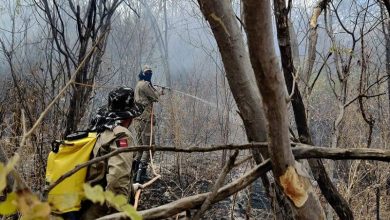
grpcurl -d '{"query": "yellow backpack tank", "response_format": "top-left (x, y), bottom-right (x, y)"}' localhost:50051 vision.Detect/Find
top-left (45, 132), bottom-right (97, 213)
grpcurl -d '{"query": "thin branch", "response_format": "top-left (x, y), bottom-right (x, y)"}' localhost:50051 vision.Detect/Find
top-left (46, 143), bottom-right (390, 194)
top-left (344, 92), bottom-right (387, 108)
top-left (124, 0), bottom-right (140, 18)
top-left (286, 68), bottom-right (299, 102)
top-left (308, 52), bottom-right (332, 93)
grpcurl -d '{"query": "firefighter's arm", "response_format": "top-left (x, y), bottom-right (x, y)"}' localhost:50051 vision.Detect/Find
top-left (143, 83), bottom-right (160, 102)
top-left (105, 130), bottom-right (134, 197)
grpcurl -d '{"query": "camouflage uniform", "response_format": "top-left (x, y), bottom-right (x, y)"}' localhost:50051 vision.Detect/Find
top-left (80, 125), bottom-right (136, 220)
top-left (133, 80), bottom-right (160, 163)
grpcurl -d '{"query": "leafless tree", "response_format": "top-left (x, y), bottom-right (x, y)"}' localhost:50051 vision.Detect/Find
top-left (35, 0), bottom-right (123, 135)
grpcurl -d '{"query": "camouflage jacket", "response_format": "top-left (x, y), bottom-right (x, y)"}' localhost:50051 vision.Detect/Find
top-left (134, 80), bottom-right (160, 121)
top-left (86, 126), bottom-right (135, 198)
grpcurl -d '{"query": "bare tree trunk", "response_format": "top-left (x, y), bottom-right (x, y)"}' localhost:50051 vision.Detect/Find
top-left (303, 0), bottom-right (331, 97)
top-left (196, 0), bottom-right (272, 213)
top-left (39, 0), bottom-right (121, 135)
top-left (243, 0), bottom-right (325, 219)
top-left (272, 0), bottom-right (353, 219)
top-left (358, 30), bottom-right (374, 148)
top-left (196, 1), bottom-right (268, 162)
top-left (384, 0), bottom-right (390, 16)
top-left (385, 11), bottom-right (390, 114)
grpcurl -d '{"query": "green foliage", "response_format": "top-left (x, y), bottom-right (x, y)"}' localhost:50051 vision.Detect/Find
top-left (0, 154), bottom-right (139, 219)
top-left (0, 155), bottom-right (19, 216)
top-left (83, 184), bottom-right (105, 205)
top-left (83, 184), bottom-right (142, 220)
top-left (0, 190), bottom-right (51, 219)
top-left (0, 154), bottom-right (20, 192)
top-left (50, 193), bottom-right (79, 213)
top-left (17, 190), bottom-right (51, 220)
top-left (0, 192), bottom-right (17, 215)
top-left (0, 154), bottom-right (51, 218)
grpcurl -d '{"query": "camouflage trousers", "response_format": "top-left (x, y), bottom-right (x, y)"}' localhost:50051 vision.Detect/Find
top-left (133, 119), bottom-right (155, 163)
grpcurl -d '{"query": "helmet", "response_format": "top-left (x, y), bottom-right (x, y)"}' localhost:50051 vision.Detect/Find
top-left (143, 64), bottom-right (151, 72)
top-left (89, 87), bottom-right (144, 132)
top-left (138, 64), bottom-right (153, 82)
top-left (108, 87), bottom-right (144, 117)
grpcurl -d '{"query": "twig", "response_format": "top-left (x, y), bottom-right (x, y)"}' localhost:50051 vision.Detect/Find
top-left (234, 155), bottom-right (252, 167)
top-left (192, 150), bottom-right (239, 220)
top-left (99, 159), bottom-right (272, 220)
top-left (344, 92), bottom-right (387, 108)
top-left (134, 189), bottom-right (142, 210)
top-left (134, 174), bottom-right (162, 210)
top-left (286, 68), bottom-right (299, 102)
top-left (308, 52), bottom-right (332, 94)
top-left (11, 110), bottom-right (29, 189)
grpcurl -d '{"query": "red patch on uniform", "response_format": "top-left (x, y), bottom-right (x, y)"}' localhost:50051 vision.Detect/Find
top-left (116, 139), bottom-right (128, 148)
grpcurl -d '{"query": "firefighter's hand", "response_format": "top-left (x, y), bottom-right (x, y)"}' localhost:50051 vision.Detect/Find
top-left (133, 183), bottom-right (143, 191)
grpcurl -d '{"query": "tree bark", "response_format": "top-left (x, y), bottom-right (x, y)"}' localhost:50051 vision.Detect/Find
top-left (383, 0), bottom-right (390, 16)
top-left (243, 0), bottom-right (325, 219)
top-left (196, 0), bottom-right (268, 157)
top-left (195, 0), bottom-right (273, 204)
top-left (303, 0), bottom-right (331, 97)
top-left (385, 9), bottom-right (390, 114)
top-left (272, 0), bottom-right (353, 219)
top-left (196, 1), bottom-right (273, 212)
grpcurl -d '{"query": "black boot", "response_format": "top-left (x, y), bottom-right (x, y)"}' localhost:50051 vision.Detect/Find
top-left (135, 162), bottom-right (149, 184)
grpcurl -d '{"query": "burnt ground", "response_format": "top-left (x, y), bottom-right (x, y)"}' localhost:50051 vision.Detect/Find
top-left (136, 158), bottom-right (272, 220)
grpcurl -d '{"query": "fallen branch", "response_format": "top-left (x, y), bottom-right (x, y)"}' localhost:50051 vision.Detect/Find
top-left (293, 144), bottom-right (390, 161)
top-left (46, 143), bottom-right (390, 193)
top-left (97, 159), bottom-right (272, 220)
top-left (46, 141), bottom-right (390, 155)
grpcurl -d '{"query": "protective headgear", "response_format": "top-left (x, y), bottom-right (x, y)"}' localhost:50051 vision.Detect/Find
top-left (138, 65), bottom-right (153, 82)
top-left (143, 65), bottom-right (151, 72)
top-left (89, 87), bottom-right (144, 131)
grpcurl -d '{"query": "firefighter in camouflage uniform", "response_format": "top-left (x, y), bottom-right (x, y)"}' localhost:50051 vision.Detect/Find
top-left (79, 87), bottom-right (144, 220)
top-left (133, 65), bottom-right (163, 183)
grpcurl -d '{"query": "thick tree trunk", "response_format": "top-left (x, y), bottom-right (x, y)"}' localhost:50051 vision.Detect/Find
top-left (384, 0), bottom-right (390, 16)
top-left (196, 0), bottom-right (272, 203)
top-left (196, 0), bottom-right (273, 214)
top-left (196, 1), bottom-right (268, 161)
top-left (243, 0), bottom-right (325, 219)
top-left (272, 0), bottom-right (353, 219)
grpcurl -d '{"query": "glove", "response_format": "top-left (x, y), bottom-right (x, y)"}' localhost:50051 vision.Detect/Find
top-left (133, 183), bottom-right (143, 191)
